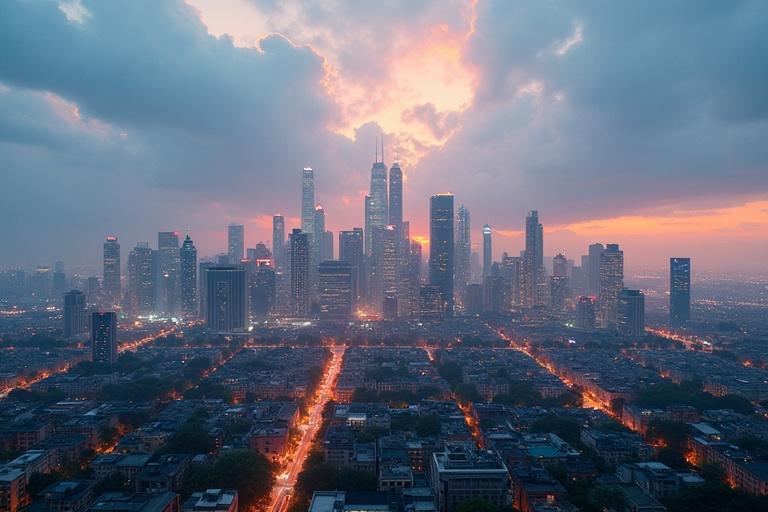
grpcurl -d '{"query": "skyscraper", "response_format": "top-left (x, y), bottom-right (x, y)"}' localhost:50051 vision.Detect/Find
top-left (301, 167), bottom-right (315, 237)
top-left (598, 243), bottom-right (624, 329)
top-left (315, 205), bottom-right (331, 262)
top-left (206, 267), bottom-right (247, 332)
top-left (367, 146), bottom-right (388, 257)
top-left (272, 215), bottom-right (285, 271)
top-left (372, 225), bottom-right (398, 312)
top-left (389, 160), bottom-right (403, 235)
top-left (227, 224), bottom-right (245, 264)
top-left (63, 290), bottom-right (86, 338)
top-left (318, 261), bottom-right (354, 318)
top-left (339, 228), bottom-right (365, 306)
top-left (103, 236), bottom-right (121, 305)
top-left (91, 312), bottom-right (117, 364)
top-left (364, 195), bottom-right (372, 256)
top-left (289, 229), bottom-right (311, 317)
top-left (587, 243), bottom-right (604, 296)
top-left (553, 253), bottom-right (568, 278)
top-left (618, 288), bottom-right (645, 336)
top-left (455, 205), bottom-right (471, 292)
top-left (180, 234), bottom-right (197, 316)
top-left (250, 265), bottom-right (276, 319)
top-left (670, 257), bottom-right (691, 327)
top-left (127, 243), bottom-right (154, 315)
top-left (429, 194), bottom-right (454, 316)
top-left (157, 232), bottom-right (180, 316)
top-left (482, 224), bottom-right (492, 279)
top-left (575, 296), bottom-right (597, 330)
top-left (522, 210), bottom-right (545, 306)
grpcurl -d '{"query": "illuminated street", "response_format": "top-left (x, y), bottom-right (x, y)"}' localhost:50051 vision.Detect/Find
top-left (265, 345), bottom-right (345, 512)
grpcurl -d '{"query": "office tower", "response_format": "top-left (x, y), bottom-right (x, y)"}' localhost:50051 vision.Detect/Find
top-left (301, 167), bottom-right (315, 236)
top-left (103, 236), bottom-right (121, 305)
top-left (156, 232), bottom-right (180, 316)
top-left (127, 243), bottom-right (154, 315)
top-left (483, 271), bottom-right (504, 314)
top-left (571, 264), bottom-right (586, 296)
top-left (522, 210), bottom-right (545, 306)
top-left (670, 257), bottom-right (691, 327)
top-left (429, 194), bottom-right (454, 315)
top-left (419, 285), bottom-right (443, 320)
top-left (205, 267), bottom-right (247, 332)
top-left (383, 293), bottom-right (398, 320)
top-left (198, 261), bottom-right (215, 318)
top-left (367, 146), bottom-right (388, 257)
top-left (91, 312), bottom-right (117, 364)
top-left (575, 296), bottom-right (597, 330)
top-left (52, 262), bottom-right (67, 298)
top-left (289, 229), bottom-right (311, 317)
top-left (63, 290), bottom-right (86, 338)
top-left (389, 160), bottom-right (403, 235)
top-left (553, 253), bottom-right (568, 278)
top-left (587, 243), bottom-right (604, 296)
top-left (371, 225), bottom-right (398, 312)
top-left (470, 251), bottom-right (481, 284)
top-left (598, 243), bottom-right (624, 328)
top-left (180, 234), bottom-right (197, 316)
top-left (364, 195), bottom-right (373, 256)
top-left (482, 224), bottom-right (492, 279)
top-left (549, 276), bottom-right (569, 311)
top-left (227, 224), bottom-right (245, 264)
top-left (455, 206), bottom-right (471, 291)
top-left (250, 265), bottom-right (276, 319)
top-left (618, 289), bottom-right (645, 336)
top-left (339, 229), bottom-right (365, 306)
top-left (410, 240), bottom-right (423, 283)
top-left (314, 204), bottom-right (332, 262)
top-left (318, 261), bottom-right (354, 318)
top-left (321, 231), bottom-right (334, 262)
top-left (501, 255), bottom-right (523, 309)
top-left (272, 215), bottom-right (285, 271)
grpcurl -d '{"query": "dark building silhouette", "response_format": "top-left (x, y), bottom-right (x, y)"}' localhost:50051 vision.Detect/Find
top-left (91, 312), bottom-right (117, 364)
top-left (206, 266), bottom-right (247, 332)
top-left (429, 194), bottom-right (454, 316)
top-left (670, 257), bottom-right (691, 327)
top-left (63, 290), bottom-right (86, 338)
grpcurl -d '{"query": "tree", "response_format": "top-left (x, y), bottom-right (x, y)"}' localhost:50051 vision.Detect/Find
top-left (164, 420), bottom-right (215, 454)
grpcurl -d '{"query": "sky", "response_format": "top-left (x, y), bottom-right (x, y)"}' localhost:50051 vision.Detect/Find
top-left (1, 0), bottom-right (767, 274)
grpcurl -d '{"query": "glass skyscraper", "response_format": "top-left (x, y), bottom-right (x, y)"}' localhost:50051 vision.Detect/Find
top-left (102, 235), bottom-right (120, 306)
top-left (180, 234), bottom-right (197, 316)
top-left (429, 194), bottom-right (454, 316)
top-left (670, 257), bottom-right (691, 327)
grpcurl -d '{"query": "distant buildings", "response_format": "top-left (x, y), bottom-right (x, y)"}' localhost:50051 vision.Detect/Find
top-left (598, 243), bottom-right (624, 329)
top-left (618, 288), bottom-right (645, 336)
top-left (482, 224), bottom-right (492, 279)
top-left (157, 232), bottom-right (181, 316)
top-left (272, 215), bottom-right (286, 271)
top-left (318, 261), bottom-right (354, 319)
top-left (454, 205), bottom-right (471, 293)
top-left (339, 229), bottom-right (365, 306)
top-left (575, 296), bottom-right (597, 330)
top-left (91, 312), bottom-right (117, 364)
top-left (670, 257), bottom-right (691, 327)
top-left (522, 210), bottom-right (545, 306)
top-left (367, 153), bottom-right (388, 258)
top-left (587, 243), bottom-right (604, 297)
top-left (102, 236), bottom-right (121, 306)
top-left (128, 243), bottom-right (154, 316)
top-left (205, 267), bottom-right (247, 332)
top-left (301, 168), bottom-right (316, 240)
top-left (290, 229), bottom-right (311, 317)
top-left (227, 224), bottom-right (245, 264)
top-left (429, 194), bottom-right (454, 316)
top-left (63, 290), bottom-right (86, 338)
top-left (180, 234), bottom-right (197, 316)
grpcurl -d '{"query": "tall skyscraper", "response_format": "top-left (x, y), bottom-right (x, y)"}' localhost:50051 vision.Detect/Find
top-left (289, 229), bottom-right (311, 317)
top-left (103, 236), bottom-right (121, 305)
top-left (63, 290), bottom-right (86, 338)
top-left (272, 215), bottom-right (285, 271)
top-left (587, 243), bottom-right (604, 296)
top-left (128, 243), bottom-right (154, 315)
top-left (455, 205), bottom-right (471, 291)
top-left (227, 224), bottom-right (245, 264)
top-left (157, 232), bottom-right (180, 316)
top-left (367, 146), bottom-right (388, 257)
top-left (206, 267), bottom-right (247, 332)
top-left (91, 312), bottom-right (117, 364)
top-left (388, 160), bottom-right (403, 235)
top-left (553, 253), bottom-right (568, 278)
top-left (482, 224), bottom-right (492, 279)
top-left (250, 265), bottom-right (276, 319)
top-left (670, 257), bottom-right (691, 327)
top-left (198, 261), bottom-right (215, 318)
top-left (315, 205), bottom-right (331, 262)
top-left (429, 194), bottom-right (454, 316)
top-left (618, 288), bottom-right (645, 336)
top-left (372, 225), bottom-right (398, 312)
top-left (522, 210), bottom-right (545, 306)
top-left (180, 234), bottom-right (197, 316)
top-left (598, 243), bottom-right (624, 328)
top-left (575, 296), bottom-right (597, 330)
top-left (318, 261), bottom-right (354, 318)
top-left (301, 167), bottom-right (315, 237)
top-left (339, 228), bottom-right (365, 306)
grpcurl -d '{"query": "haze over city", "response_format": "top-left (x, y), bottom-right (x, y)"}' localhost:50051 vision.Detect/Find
top-left (1, 0), bottom-right (767, 273)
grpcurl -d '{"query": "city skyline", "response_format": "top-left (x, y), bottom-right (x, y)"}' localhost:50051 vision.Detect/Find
top-left (1, 1), bottom-right (767, 273)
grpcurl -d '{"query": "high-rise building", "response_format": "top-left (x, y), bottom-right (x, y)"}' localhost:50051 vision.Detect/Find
top-left (419, 285), bottom-right (443, 320)
top-left (272, 215), bottom-right (286, 271)
top-left (227, 224), bottom-right (245, 264)
top-left (522, 210), bottom-right (545, 306)
top-left (575, 296), bottom-right (597, 330)
top-left (289, 229), bottom-right (311, 317)
top-left (318, 261), bottom-right (354, 319)
top-left (103, 236), bottom-right (121, 305)
top-left (482, 224), bottom-right (492, 279)
top-left (321, 231), bottom-right (334, 262)
top-left (91, 312), bottom-right (117, 364)
top-left (388, 160), bottom-right (403, 236)
top-left (670, 257), bottom-right (691, 327)
top-left (455, 205), bottom-right (471, 291)
top-left (367, 149), bottom-right (388, 257)
top-left (618, 288), bottom-right (645, 336)
top-left (339, 229), bottom-right (365, 306)
top-left (501, 255), bottom-right (523, 309)
top-left (180, 234), bottom-right (197, 316)
top-left (598, 243), bottom-right (624, 329)
top-left (63, 290), bottom-right (86, 338)
top-left (429, 194), bottom-right (454, 316)
top-left (315, 205), bottom-right (331, 262)
top-left (587, 243), bottom-right (604, 296)
top-left (206, 266), bottom-right (247, 332)
top-left (52, 262), bottom-right (67, 298)
top-left (553, 253), bottom-right (568, 278)
top-left (250, 265), bottom-right (276, 319)
top-left (550, 276), bottom-right (569, 312)
top-left (157, 232), bottom-right (180, 316)
top-left (301, 167), bottom-right (316, 238)
top-left (364, 195), bottom-right (373, 257)
top-left (198, 261), bottom-right (215, 318)
top-left (372, 225), bottom-right (398, 313)
top-left (127, 243), bottom-right (154, 315)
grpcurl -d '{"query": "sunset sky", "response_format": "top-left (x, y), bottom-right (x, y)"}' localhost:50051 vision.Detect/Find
top-left (1, 0), bottom-right (767, 273)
